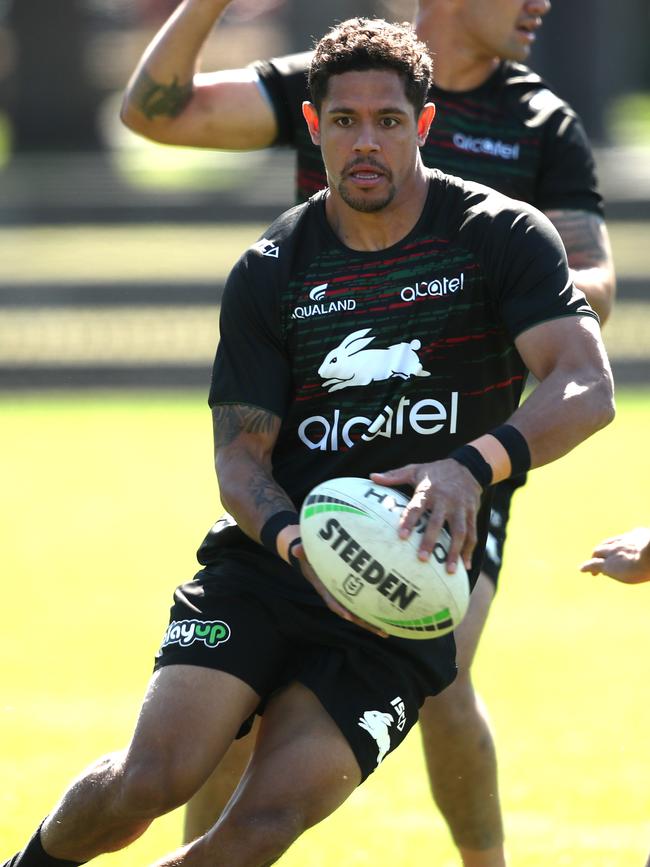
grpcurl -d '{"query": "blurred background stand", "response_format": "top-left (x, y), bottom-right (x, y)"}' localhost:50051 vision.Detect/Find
top-left (530, 0), bottom-right (650, 145)
top-left (0, 0), bottom-right (648, 389)
top-left (6, 0), bottom-right (102, 152)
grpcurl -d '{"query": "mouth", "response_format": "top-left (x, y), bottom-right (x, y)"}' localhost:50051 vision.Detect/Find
top-left (516, 17), bottom-right (541, 42)
top-left (344, 163), bottom-right (389, 186)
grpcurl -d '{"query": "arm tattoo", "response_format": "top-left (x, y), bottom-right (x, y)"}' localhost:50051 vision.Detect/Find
top-left (213, 405), bottom-right (294, 531)
top-left (213, 404), bottom-right (278, 449)
top-left (545, 210), bottom-right (608, 270)
top-left (132, 69), bottom-right (193, 120)
top-left (248, 466), bottom-right (295, 515)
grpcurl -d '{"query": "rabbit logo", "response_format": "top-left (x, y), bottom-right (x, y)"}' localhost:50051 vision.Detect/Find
top-left (318, 328), bottom-right (431, 393)
top-left (358, 709), bottom-right (394, 766)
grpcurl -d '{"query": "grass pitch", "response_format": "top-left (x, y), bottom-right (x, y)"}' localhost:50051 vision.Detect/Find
top-left (1, 389), bottom-right (649, 866)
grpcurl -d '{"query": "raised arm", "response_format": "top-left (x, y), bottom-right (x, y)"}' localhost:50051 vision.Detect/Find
top-left (545, 210), bottom-right (616, 325)
top-left (120, 0), bottom-right (278, 149)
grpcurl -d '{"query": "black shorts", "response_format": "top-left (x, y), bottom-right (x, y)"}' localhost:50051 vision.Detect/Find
top-left (481, 473), bottom-right (527, 588)
top-left (154, 558), bottom-right (457, 782)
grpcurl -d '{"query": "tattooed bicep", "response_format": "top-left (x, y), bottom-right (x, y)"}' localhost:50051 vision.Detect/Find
top-left (212, 404), bottom-right (280, 449)
top-left (131, 69), bottom-right (193, 120)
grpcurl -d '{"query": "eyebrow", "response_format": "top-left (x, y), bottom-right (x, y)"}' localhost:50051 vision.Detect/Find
top-left (326, 106), bottom-right (410, 116)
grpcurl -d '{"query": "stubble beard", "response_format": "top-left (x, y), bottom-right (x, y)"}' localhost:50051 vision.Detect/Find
top-left (337, 179), bottom-right (397, 213)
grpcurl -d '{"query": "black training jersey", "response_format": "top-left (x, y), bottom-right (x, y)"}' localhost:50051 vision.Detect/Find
top-left (200, 172), bottom-right (596, 598)
top-left (254, 54), bottom-right (602, 213)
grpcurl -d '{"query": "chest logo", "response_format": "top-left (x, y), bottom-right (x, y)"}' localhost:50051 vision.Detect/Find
top-left (401, 272), bottom-right (465, 303)
top-left (318, 328), bottom-right (430, 393)
top-left (452, 132), bottom-right (520, 160)
top-left (292, 283), bottom-right (357, 320)
top-left (309, 283), bottom-right (328, 301)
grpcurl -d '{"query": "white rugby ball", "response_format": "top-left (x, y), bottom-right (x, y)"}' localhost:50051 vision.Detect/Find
top-left (300, 476), bottom-right (469, 639)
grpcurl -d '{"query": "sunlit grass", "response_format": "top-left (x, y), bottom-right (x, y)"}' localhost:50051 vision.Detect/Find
top-left (1, 390), bottom-right (649, 866)
top-left (609, 91), bottom-right (650, 146)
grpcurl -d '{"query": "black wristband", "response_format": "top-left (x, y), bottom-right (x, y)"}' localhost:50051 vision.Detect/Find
top-left (489, 424), bottom-right (531, 477)
top-left (260, 510), bottom-right (300, 558)
top-left (448, 444), bottom-right (493, 490)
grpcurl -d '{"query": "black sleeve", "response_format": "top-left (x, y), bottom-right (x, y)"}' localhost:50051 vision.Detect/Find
top-left (208, 253), bottom-right (292, 418)
top-left (535, 111), bottom-right (604, 216)
top-left (498, 207), bottom-right (598, 336)
top-left (461, 196), bottom-right (599, 339)
top-left (251, 51), bottom-right (312, 147)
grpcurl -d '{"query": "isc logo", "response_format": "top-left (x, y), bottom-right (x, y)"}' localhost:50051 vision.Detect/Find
top-left (391, 696), bottom-right (407, 732)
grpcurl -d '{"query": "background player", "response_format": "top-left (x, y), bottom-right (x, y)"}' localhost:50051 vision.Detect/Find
top-left (121, 2), bottom-right (617, 863)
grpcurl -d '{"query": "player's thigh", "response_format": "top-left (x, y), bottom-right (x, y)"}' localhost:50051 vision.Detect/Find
top-left (123, 665), bottom-right (260, 802)
top-left (223, 681), bottom-right (361, 830)
top-left (183, 721), bottom-right (258, 842)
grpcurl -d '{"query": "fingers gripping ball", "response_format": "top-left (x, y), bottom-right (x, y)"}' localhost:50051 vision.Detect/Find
top-left (299, 477), bottom-right (469, 639)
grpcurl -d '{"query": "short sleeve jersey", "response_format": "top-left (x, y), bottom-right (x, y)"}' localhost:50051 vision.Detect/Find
top-left (253, 54), bottom-right (603, 213)
top-left (201, 172), bottom-right (596, 598)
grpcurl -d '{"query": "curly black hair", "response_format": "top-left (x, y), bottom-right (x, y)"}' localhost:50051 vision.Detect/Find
top-left (308, 17), bottom-right (433, 114)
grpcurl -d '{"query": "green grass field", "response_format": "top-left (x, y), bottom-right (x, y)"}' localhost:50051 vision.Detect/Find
top-left (1, 389), bottom-right (649, 866)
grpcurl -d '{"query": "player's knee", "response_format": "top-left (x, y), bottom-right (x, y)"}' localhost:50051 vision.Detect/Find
top-left (210, 804), bottom-right (306, 863)
top-left (117, 752), bottom-right (196, 817)
top-left (420, 674), bottom-right (480, 733)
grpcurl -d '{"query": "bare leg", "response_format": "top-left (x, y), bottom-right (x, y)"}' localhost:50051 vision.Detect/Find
top-left (183, 722), bottom-right (258, 843)
top-left (419, 573), bottom-right (507, 867)
top-left (153, 681), bottom-right (362, 866)
top-left (36, 666), bottom-right (259, 862)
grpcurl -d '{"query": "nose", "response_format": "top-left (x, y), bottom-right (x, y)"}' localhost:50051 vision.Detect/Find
top-left (354, 121), bottom-right (380, 153)
top-left (525, 0), bottom-right (551, 16)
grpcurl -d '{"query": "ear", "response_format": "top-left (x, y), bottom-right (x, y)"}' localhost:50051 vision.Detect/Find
top-left (302, 101), bottom-right (321, 145)
top-left (417, 102), bottom-right (436, 146)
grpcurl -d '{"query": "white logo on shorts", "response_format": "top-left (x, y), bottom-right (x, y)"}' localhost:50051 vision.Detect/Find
top-left (358, 709), bottom-right (394, 766)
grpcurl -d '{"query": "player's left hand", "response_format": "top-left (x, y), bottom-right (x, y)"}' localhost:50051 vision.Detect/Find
top-left (371, 459), bottom-right (482, 575)
top-left (291, 541), bottom-right (389, 638)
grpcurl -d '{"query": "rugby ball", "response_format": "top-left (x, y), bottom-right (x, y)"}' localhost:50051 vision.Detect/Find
top-left (299, 477), bottom-right (469, 639)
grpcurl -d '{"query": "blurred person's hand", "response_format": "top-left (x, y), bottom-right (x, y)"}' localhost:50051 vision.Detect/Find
top-left (580, 527), bottom-right (650, 584)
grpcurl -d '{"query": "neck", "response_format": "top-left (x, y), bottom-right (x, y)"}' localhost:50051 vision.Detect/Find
top-left (325, 165), bottom-right (430, 253)
top-left (414, 2), bottom-right (500, 91)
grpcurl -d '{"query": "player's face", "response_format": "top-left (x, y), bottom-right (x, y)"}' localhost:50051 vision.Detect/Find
top-left (456, 0), bottom-right (551, 62)
top-left (303, 70), bottom-right (434, 214)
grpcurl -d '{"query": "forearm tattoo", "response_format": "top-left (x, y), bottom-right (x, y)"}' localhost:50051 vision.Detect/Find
top-left (212, 404), bottom-right (278, 449)
top-left (132, 69), bottom-right (193, 120)
top-left (248, 466), bottom-right (295, 516)
top-left (213, 404), bottom-right (293, 526)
